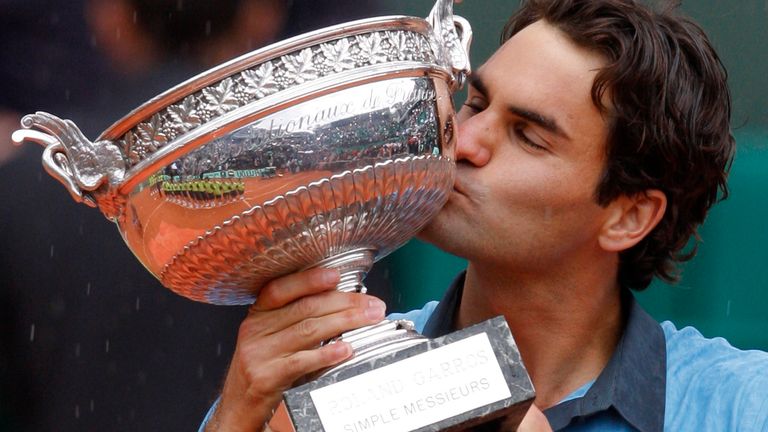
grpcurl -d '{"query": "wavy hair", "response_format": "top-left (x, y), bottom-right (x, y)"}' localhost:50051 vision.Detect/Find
top-left (503, 0), bottom-right (735, 290)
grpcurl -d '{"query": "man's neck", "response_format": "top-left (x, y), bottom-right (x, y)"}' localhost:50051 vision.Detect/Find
top-left (457, 259), bottom-right (624, 408)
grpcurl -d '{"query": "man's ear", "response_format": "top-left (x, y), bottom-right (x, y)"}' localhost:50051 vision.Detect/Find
top-left (599, 190), bottom-right (667, 252)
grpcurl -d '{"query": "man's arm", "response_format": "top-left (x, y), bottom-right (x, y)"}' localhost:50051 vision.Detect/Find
top-left (203, 267), bottom-right (388, 431)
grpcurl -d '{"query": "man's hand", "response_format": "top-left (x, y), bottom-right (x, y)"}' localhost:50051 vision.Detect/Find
top-left (204, 268), bottom-right (387, 431)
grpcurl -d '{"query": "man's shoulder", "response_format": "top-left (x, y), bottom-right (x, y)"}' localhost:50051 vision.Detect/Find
top-left (662, 321), bottom-right (768, 381)
top-left (662, 321), bottom-right (768, 431)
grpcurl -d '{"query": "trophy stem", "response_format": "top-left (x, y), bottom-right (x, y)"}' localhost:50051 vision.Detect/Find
top-left (313, 248), bottom-right (428, 376)
top-left (313, 247), bottom-right (376, 293)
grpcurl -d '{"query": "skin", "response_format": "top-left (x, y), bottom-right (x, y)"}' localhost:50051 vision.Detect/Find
top-left (421, 19), bottom-right (666, 410)
top-left (207, 19), bottom-right (667, 432)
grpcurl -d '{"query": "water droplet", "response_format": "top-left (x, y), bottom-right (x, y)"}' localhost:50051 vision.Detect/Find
top-left (726, 299), bottom-right (732, 317)
top-left (75, 343), bottom-right (81, 357)
top-left (105, 339), bottom-right (110, 353)
top-left (64, 89), bottom-right (71, 101)
top-left (86, 282), bottom-right (91, 296)
top-left (135, 297), bottom-right (141, 311)
top-left (197, 364), bottom-right (204, 379)
top-left (132, 10), bottom-right (137, 24)
top-left (30, 324), bottom-right (36, 342)
top-left (205, 20), bottom-right (212, 36)
top-left (216, 342), bottom-right (222, 357)
top-left (78, 223), bottom-right (84, 235)
top-left (75, 404), bottom-right (80, 419)
top-left (50, 244), bottom-right (55, 258)
top-left (90, 399), bottom-right (95, 412)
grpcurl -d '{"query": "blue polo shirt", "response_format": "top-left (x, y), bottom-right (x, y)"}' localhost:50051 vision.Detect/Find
top-left (388, 272), bottom-right (768, 431)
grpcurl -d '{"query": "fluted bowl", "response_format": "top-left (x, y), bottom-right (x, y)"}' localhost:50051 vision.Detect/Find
top-left (13, 0), bottom-right (471, 305)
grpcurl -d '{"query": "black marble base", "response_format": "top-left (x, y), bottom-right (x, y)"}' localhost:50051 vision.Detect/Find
top-left (284, 316), bottom-right (535, 431)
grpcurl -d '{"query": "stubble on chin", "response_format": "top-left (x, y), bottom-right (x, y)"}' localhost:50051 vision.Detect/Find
top-left (415, 205), bottom-right (468, 257)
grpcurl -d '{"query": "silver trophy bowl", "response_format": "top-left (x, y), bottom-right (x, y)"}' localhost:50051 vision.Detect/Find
top-left (14, 0), bottom-right (471, 364)
top-left (10, 8), bottom-right (538, 431)
top-left (14, 0), bottom-right (471, 304)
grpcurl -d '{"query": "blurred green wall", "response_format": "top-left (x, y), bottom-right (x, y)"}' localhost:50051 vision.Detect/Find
top-left (379, 1), bottom-right (768, 351)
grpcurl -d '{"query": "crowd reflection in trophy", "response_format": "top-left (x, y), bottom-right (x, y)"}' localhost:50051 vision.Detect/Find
top-left (153, 83), bottom-right (439, 211)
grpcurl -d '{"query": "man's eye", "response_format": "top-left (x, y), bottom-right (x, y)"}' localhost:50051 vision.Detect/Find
top-left (462, 102), bottom-right (482, 112)
top-left (513, 124), bottom-right (547, 151)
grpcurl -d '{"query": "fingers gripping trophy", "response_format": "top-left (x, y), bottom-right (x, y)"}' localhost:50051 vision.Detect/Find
top-left (14, 1), bottom-right (534, 430)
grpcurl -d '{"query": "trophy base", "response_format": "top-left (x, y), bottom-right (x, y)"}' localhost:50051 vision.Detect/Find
top-left (284, 316), bottom-right (535, 431)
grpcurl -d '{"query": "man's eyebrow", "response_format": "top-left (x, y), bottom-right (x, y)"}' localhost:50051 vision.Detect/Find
top-left (507, 106), bottom-right (570, 140)
top-left (468, 73), bottom-right (489, 97)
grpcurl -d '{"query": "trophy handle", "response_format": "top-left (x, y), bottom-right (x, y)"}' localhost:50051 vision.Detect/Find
top-left (12, 112), bottom-right (127, 220)
top-left (428, 0), bottom-right (473, 89)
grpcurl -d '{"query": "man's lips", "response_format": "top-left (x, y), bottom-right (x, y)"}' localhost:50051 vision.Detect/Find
top-left (452, 177), bottom-right (469, 197)
top-left (452, 173), bottom-right (483, 202)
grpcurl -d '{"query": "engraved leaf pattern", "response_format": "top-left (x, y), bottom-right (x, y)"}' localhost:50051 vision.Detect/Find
top-left (357, 33), bottom-right (389, 64)
top-left (283, 48), bottom-right (318, 84)
top-left (136, 113), bottom-right (167, 152)
top-left (114, 30), bottom-right (429, 167)
top-left (388, 32), bottom-right (414, 60)
top-left (241, 62), bottom-right (279, 99)
top-left (321, 38), bottom-right (356, 73)
top-left (202, 78), bottom-right (239, 115)
top-left (123, 132), bottom-right (142, 165)
top-left (167, 95), bottom-right (202, 133)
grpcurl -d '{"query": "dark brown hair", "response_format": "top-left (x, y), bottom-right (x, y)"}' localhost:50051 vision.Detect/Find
top-left (503, 0), bottom-right (735, 290)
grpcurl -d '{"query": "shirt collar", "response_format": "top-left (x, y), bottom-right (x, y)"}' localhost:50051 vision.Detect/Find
top-left (421, 271), bottom-right (465, 338)
top-left (421, 271), bottom-right (667, 432)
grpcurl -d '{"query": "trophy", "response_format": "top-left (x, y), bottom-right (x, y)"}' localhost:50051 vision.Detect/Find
top-left (13, 1), bottom-right (534, 430)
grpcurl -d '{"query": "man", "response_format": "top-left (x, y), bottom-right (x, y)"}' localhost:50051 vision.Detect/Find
top-left (202, 0), bottom-right (768, 430)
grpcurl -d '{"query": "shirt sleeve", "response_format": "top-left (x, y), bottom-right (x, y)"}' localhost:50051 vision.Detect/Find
top-left (386, 300), bottom-right (439, 333)
top-left (734, 356), bottom-right (768, 431)
top-left (662, 322), bottom-right (768, 431)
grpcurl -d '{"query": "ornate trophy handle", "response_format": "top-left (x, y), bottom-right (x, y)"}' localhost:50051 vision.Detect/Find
top-left (428, 0), bottom-right (473, 89)
top-left (12, 112), bottom-right (127, 219)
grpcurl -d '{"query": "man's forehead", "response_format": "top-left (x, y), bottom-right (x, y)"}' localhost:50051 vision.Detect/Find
top-left (470, 21), bottom-right (611, 149)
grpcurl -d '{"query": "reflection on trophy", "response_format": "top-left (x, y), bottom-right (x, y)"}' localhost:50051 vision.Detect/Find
top-left (13, 0), bottom-right (534, 430)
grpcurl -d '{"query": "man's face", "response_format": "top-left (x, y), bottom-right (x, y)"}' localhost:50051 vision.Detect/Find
top-left (421, 20), bottom-right (614, 271)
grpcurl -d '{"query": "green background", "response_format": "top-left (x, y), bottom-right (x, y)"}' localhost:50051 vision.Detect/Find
top-left (379, 0), bottom-right (768, 351)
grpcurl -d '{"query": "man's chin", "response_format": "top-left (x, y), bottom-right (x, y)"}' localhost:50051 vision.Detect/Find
top-left (414, 216), bottom-right (443, 243)
top-left (415, 216), bottom-right (456, 253)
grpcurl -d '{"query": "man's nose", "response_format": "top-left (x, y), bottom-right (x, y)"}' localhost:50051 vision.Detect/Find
top-left (454, 112), bottom-right (492, 167)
